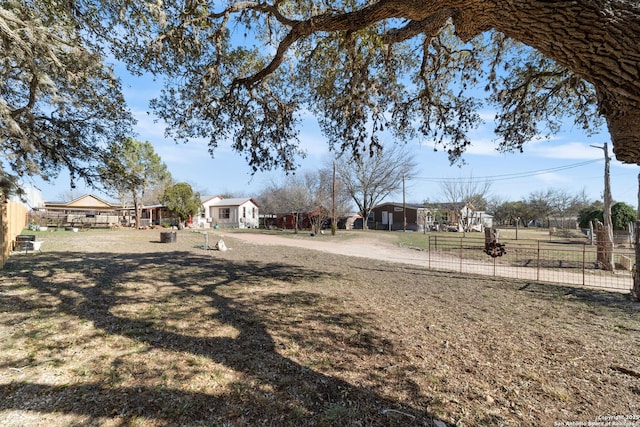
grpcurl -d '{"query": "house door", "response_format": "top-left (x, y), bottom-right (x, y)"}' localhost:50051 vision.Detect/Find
top-left (388, 213), bottom-right (393, 230)
top-left (231, 209), bottom-right (238, 226)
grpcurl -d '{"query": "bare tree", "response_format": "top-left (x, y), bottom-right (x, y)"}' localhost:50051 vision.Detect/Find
top-left (545, 188), bottom-right (579, 229)
top-left (259, 178), bottom-right (310, 231)
top-left (336, 145), bottom-right (417, 230)
top-left (305, 168), bottom-right (352, 233)
top-left (258, 169), bottom-right (351, 232)
top-left (526, 189), bottom-right (554, 228)
top-left (440, 176), bottom-right (492, 231)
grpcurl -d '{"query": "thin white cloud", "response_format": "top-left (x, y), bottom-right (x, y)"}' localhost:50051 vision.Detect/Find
top-left (465, 136), bottom-right (501, 156)
top-left (298, 119), bottom-right (330, 158)
top-left (132, 110), bottom-right (166, 141)
top-left (532, 171), bottom-right (571, 185)
top-left (155, 141), bottom-right (211, 165)
top-left (526, 141), bottom-right (607, 160)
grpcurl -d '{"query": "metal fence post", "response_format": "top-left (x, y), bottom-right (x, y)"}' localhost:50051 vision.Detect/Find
top-left (582, 242), bottom-right (586, 286)
top-left (459, 237), bottom-right (463, 273)
top-left (537, 240), bottom-right (540, 282)
top-left (493, 255), bottom-right (496, 277)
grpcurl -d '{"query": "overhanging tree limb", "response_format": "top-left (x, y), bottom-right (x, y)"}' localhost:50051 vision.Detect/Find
top-left (82, 0), bottom-right (640, 168)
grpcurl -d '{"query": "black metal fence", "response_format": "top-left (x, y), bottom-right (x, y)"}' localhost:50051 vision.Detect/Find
top-left (426, 235), bottom-right (634, 291)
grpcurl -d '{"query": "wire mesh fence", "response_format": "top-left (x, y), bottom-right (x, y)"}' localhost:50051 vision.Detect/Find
top-left (426, 235), bottom-right (634, 291)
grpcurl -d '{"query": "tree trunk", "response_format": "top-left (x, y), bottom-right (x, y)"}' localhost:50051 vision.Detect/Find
top-left (386, 0), bottom-right (640, 164)
top-left (361, 209), bottom-right (370, 230)
top-left (595, 221), bottom-right (614, 271)
top-left (0, 198), bottom-right (6, 269)
top-left (463, 0), bottom-right (640, 164)
top-left (633, 221), bottom-right (640, 301)
top-left (133, 189), bottom-right (141, 229)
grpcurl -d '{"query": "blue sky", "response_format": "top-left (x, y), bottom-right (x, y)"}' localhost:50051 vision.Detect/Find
top-left (30, 66), bottom-right (640, 208)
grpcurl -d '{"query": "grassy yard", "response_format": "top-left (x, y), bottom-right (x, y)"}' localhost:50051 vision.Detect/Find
top-left (1, 228), bottom-right (639, 426)
top-left (393, 227), bottom-right (588, 250)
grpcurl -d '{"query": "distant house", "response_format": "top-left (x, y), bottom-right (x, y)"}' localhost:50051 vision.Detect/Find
top-left (424, 202), bottom-right (465, 229)
top-left (33, 193), bottom-right (263, 229)
top-left (369, 202), bottom-right (431, 231)
top-left (275, 206), bottom-right (330, 231)
top-left (368, 202), bottom-right (493, 232)
top-left (33, 194), bottom-right (176, 228)
top-left (459, 205), bottom-right (494, 231)
top-left (197, 195), bottom-right (224, 227)
top-left (276, 212), bottom-right (308, 230)
top-left (425, 203), bottom-right (494, 231)
top-left (42, 194), bottom-right (117, 214)
top-left (202, 197), bottom-right (260, 229)
top-left (34, 194), bottom-right (121, 227)
top-left (137, 204), bottom-right (172, 227)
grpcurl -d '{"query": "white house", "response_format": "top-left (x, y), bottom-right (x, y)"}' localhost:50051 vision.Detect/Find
top-left (198, 197), bottom-right (260, 229)
top-left (196, 195), bottom-right (223, 227)
top-left (459, 205), bottom-right (494, 231)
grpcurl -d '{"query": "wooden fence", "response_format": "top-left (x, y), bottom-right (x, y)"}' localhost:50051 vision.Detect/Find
top-left (1, 199), bottom-right (29, 268)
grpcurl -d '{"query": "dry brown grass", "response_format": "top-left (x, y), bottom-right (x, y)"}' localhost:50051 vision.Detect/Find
top-left (1, 228), bottom-right (639, 426)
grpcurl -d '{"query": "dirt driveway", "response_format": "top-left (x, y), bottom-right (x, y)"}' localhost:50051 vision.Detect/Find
top-left (226, 231), bottom-right (429, 266)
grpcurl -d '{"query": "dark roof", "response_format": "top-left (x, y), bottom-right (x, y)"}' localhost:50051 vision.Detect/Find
top-left (373, 202), bottom-right (428, 210)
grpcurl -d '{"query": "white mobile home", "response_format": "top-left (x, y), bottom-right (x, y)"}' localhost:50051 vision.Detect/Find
top-left (201, 197), bottom-right (260, 229)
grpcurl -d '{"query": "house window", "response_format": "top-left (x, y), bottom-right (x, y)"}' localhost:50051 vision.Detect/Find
top-left (252, 208), bottom-right (256, 219)
top-left (243, 207), bottom-right (246, 218)
top-left (219, 208), bottom-right (230, 219)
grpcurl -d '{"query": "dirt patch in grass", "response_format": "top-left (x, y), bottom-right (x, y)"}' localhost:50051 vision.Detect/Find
top-left (1, 229), bottom-right (639, 426)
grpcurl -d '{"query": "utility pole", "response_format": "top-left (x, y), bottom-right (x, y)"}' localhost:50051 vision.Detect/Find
top-left (590, 142), bottom-right (614, 271)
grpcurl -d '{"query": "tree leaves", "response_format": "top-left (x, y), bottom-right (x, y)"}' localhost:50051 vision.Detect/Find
top-left (161, 182), bottom-right (201, 222)
top-left (99, 137), bottom-right (171, 223)
top-left (0, 0), bottom-right (134, 194)
top-left (3, 0), bottom-right (614, 191)
top-left (102, 1), bottom-right (603, 171)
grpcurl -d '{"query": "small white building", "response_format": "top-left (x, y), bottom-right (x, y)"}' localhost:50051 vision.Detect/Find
top-left (197, 195), bottom-right (223, 227)
top-left (198, 197), bottom-right (260, 229)
top-left (459, 206), bottom-right (494, 231)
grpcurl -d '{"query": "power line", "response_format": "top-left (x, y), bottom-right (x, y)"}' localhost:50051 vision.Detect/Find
top-left (413, 159), bottom-right (602, 183)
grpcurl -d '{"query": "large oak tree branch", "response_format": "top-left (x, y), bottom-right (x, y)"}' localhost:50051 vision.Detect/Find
top-left (220, 0), bottom-right (640, 163)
